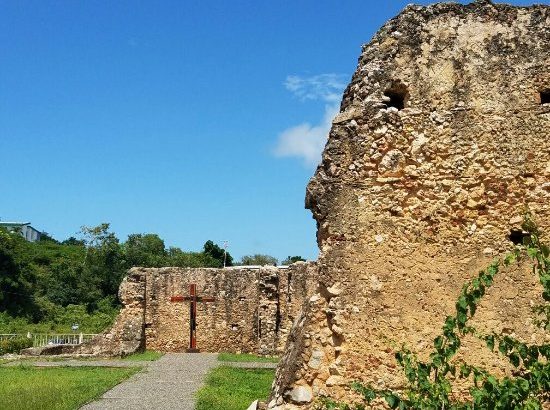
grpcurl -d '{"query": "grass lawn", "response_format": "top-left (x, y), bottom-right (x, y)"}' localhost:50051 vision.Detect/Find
top-left (217, 352), bottom-right (279, 363)
top-left (0, 366), bottom-right (141, 410)
top-left (196, 366), bottom-right (275, 410)
top-left (121, 350), bottom-right (163, 361)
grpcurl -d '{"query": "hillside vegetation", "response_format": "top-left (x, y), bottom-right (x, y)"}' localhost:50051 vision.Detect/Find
top-left (0, 224), bottom-right (233, 333)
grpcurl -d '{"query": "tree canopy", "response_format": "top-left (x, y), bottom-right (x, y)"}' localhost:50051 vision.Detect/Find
top-left (282, 255), bottom-right (306, 265)
top-left (239, 254), bottom-right (278, 266)
top-left (203, 240), bottom-right (233, 267)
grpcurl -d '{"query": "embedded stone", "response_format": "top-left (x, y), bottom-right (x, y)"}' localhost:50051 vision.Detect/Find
top-left (308, 350), bottom-right (324, 369)
top-left (286, 385), bottom-right (313, 404)
top-left (325, 376), bottom-right (346, 386)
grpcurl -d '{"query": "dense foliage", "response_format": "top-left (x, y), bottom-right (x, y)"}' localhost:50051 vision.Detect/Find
top-left (328, 216), bottom-right (550, 409)
top-left (0, 224), bottom-right (233, 333)
top-left (0, 336), bottom-right (33, 355)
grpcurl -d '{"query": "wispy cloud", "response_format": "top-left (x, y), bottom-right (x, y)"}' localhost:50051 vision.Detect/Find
top-left (274, 74), bottom-right (346, 166)
top-left (284, 73), bottom-right (347, 103)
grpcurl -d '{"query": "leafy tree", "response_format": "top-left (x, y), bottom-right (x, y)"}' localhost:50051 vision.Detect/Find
top-left (26, 237), bottom-right (86, 312)
top-left (0, 229), bottom-right (36, 316)
top-left (39, 232), bottom-right (58, 243)
top-left (203, 240), bottom-right (233, 267)
top-left (80, 223), bottom-right (126, 307)
top-left (282, 255), bottom-right (306, 265)
top-left (61, 236), bottom-right (85, 246)
top-left (41, 259), bottom-right (84, 306)
top-left (124, 233), bottom-right (167, 267)
top-left (166, 247), bottom-right (221, 268)
top-left (240, 254), bottom-right (278, 266)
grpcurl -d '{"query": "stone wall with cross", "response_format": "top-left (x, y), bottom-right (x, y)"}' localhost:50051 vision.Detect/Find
top-left (75, 262), bottom-right (318, 356)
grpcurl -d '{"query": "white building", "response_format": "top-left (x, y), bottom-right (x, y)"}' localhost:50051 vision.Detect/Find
top-left (0, 222), bottom-right (42, 242)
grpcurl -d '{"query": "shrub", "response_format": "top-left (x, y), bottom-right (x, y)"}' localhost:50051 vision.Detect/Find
top-left (0, 337), bottom-right (33, 355)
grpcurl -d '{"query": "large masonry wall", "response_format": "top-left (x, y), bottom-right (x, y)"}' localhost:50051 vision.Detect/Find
top-left (270, 1), bottom-right (550, 408)
top-left (78, 262), bottom-right (318, 356)
top-left (143, 263), bottom-right (317, 354)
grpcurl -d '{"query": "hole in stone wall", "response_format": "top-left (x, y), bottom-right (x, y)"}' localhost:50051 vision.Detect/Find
top-left (384, 81), bottom-right (409, 110)
top-left (509, 229), bottom-right (529, 245)
top-left (540, 90), bottom-right (550, 105)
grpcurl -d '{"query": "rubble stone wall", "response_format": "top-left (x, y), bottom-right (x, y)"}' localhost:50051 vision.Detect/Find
top-left (270, 1), bottom-right (550, 408)
top-left (78, 262), bottom-right (318, 356)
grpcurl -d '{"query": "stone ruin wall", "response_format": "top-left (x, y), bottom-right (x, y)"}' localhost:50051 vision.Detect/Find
top-left (142, 263), bottom-right (317, 354)
top-left (70, 262), bottom-right (318, 357)
top-left (270, 1), bottom-right (550, 408)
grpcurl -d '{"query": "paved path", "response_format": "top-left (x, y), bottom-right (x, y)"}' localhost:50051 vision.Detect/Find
top-left (81, 353), bottom-right (218, 410)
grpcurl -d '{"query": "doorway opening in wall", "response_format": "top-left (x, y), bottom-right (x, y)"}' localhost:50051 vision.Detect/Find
top-left (384, 81), bottom-right (408, 110)
top-left (540, 90), bottom-right (550, 105)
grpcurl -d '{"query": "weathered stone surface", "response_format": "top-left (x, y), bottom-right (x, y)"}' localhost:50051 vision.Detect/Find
top-left (270, 1), bottom-right (550, 407)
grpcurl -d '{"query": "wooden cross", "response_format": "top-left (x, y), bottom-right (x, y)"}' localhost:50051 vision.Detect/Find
top-left (170, 284), bottom-right (215, 353)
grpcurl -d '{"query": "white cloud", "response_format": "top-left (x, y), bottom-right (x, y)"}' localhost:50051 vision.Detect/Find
top-left (284, 74), bottom-right (347, 103)
top-left (274, 104), bottom-right (339, 166)
top-left (274, 74), bottom-right (346, 166)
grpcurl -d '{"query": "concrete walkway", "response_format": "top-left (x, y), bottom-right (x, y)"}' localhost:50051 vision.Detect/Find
top-left (81, 353), bottom-right (218, 410)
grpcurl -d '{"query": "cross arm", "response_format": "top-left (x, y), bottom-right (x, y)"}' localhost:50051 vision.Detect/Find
top-left (170, 296), bottom-right (216, 303)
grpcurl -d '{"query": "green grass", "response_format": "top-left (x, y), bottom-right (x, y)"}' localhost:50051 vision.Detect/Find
top-left (121, 350), bottom-right (163, 361)
top-left (217, 352), bottom-right (279, 363)
top-left (195, 366), bottom-right (275, 410)
top-left (0, 366), bottom-right (141, 410)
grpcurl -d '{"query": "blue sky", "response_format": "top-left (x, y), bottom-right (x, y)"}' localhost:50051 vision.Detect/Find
top-left (0, 0), bottom-right (545, 262)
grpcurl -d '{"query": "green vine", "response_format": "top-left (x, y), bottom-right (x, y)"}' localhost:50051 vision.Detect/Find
top-left (337, 215), bottom-right (550, 409)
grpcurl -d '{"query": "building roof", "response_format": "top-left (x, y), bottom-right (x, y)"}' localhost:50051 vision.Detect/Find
top-left (0, 222), bottom-right (31, 226)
